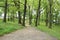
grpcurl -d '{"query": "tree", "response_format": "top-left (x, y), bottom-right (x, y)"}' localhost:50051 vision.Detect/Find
top-left (3, 0), bottom-right (8, 22)
top-left (45, 6), bottom-right (49, 26)
top-left (35, 0), bottom-right (41, 26)
top-left (48, 0), bottom-right (53, 28)
top-left (17, 1), bottom-right (21, 24)
top-left (29, 6), bottom-right (31, 25)
top-left (23, 0), bottom-right (27, 26)
top-left (13, 0), bottom-right (21, 24)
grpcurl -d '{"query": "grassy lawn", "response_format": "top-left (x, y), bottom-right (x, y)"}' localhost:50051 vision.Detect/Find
top-left (37, 22), bottom-right (60, 40)
top-left (0, 19), bottom-right (23, 36)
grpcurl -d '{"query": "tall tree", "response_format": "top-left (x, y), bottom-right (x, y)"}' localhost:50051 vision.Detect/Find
top-left (35, 0), bottom-right (41, 26)
top-left (45, 6), bottom-right (49, 26)
top-left (3, 0), bottom-right (8, 22)
top-left (17, 1), bottom-right (21, 24)
top-left (48, 0), bottom-right (53, 28)
top-left (13, 0), bottom-right (21, 24)
top-left (29, 6), bottom-right (31, 25)
top-left (28, 5), bottom-right (32, 25)
top-left (23, 0), bottom-right (27, 26)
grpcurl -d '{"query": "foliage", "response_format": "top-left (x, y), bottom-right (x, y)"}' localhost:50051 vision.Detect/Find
top-left (37, 22), bottom-right (60, 40)
top-left (0, 19), bottom-right (23, 36)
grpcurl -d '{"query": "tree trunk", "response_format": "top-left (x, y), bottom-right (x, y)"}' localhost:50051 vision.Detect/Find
top-left (45, 6), bottom-right (49, 26)
top-left (13, 0), bottom-right (21, 24)
top-left (23, 0), bottom-right (27, 26)
top-left (17, 1), bottom-right (21, 24)
top-left (3, 0), bottom-right (7, 22)
top-left (38, 0), bottom-right (41, 25)
top-left (35, 0), bottom-right (41, 26)
top-left (29, 6), bottom-right (31, 25)
top-left (29, 6), bottom-right (32, 25)
top-left (49, 4), bottom-right (52, 28)
top-left (48, 0), bottom-right (52, 28)
top-left (18, 11), bottom-right (21, 24)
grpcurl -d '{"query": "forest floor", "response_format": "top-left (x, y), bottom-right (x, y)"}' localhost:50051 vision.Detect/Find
top-left (0, 24), bottom-right (58, 40)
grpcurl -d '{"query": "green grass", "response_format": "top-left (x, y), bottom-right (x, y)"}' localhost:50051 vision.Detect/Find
top-left (37, 22), bottom-right (60, 40)
top-left (0, 20), bottom-right (23, 36)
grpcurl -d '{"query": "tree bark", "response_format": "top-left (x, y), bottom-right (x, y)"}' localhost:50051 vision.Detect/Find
top-left (35, 0), bottom-right (41, 26)
top-left (45, 6), bottom-right (49, 26)
top-left (48, 0), bottom-right (52, 28)
top-left (23, 0), bottom-right (27, 26)
top-left (18, 11), bottom-right (21, 24)
top-left (3, 0), bottom-right (8, 22)
top-left (29, 6), bottom-right (31, 25)
top-left (49, 4), bottom-right (52, 28)
top-left (17, 1), bottom-right (21, 24)
top-left (13, 0), bottom-right (21, 24)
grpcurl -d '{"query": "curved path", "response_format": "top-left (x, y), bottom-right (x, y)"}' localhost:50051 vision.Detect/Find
top-left (0, 25), bottom-right (58, 40)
